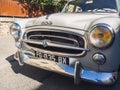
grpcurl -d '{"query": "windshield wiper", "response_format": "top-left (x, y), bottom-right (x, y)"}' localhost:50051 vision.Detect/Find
top-left (103, 8), bottom-right (117, 13)
top-left (87, 8), bottom-right (117, 13)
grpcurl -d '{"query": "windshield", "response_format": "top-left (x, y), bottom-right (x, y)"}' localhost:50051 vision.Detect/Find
top-left (62, 0), bottom-right (118, 13)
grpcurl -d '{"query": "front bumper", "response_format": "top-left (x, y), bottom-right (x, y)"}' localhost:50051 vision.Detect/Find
top-left (14, 50), bottom-right (118, 85)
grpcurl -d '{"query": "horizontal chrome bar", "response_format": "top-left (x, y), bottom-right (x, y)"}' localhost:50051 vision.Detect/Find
top-left (28, 35), bottom-right (79, 45)
top-left (22, 39), bottom-right (90, 51)
top-left (28, 35), bottom-right (79, 47)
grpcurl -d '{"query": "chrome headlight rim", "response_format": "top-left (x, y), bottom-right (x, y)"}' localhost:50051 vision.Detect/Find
top-left (10, 23), bottom-right (21, 41)
top-left (89, 23), bottom-right (115, 49)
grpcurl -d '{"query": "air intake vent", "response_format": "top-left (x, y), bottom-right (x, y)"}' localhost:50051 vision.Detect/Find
top-left (23, 29), bottom-right (87, 57)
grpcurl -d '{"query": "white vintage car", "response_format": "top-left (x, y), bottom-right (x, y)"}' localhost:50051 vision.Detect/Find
top-left (10, 0), bottom-right (120, 85)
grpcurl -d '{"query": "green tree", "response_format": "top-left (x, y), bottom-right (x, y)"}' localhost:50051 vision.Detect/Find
top-left (40, 0), bottom-right (56, 14)
top-left (16, 0), bottom-right (67, 17)
top-left (56, 0), bottom-right (67, 11)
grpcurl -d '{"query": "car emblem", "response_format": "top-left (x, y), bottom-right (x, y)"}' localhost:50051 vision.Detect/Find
top-left (41, 21), bottom-right (52, 25)
top-left (42, 40), bottom-right (48, 47)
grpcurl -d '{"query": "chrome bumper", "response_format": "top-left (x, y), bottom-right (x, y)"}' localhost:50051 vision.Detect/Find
top-left (14, 51), bottom-right (118, 85)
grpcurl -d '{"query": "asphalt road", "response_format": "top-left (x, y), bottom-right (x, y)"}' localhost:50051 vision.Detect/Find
top-left (0, 35), bottom-right (120, 90)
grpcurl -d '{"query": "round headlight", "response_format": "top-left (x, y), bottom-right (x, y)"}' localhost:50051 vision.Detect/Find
top-left (10, 23), bottom-right (21, 41)
top-left (89, 24), bottom-right (114, 48)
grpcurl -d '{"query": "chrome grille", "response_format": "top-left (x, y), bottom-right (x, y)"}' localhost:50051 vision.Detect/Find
top-left (23, 29), bottom-right (88, 57)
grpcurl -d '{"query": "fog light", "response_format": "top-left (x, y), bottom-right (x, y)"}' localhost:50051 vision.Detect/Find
top-left (92, 53), bottom-right (106, 65)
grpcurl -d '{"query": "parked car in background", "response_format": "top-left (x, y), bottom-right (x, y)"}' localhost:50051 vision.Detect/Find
top-left (10, 0), bottom-right (120, 85)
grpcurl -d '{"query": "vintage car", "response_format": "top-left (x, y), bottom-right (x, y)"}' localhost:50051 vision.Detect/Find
top-left (10, 0), bottom-right (120, 85)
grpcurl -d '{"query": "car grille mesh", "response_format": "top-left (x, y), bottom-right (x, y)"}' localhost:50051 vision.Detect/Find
top-left (23, 29), bottom-right (86, 56)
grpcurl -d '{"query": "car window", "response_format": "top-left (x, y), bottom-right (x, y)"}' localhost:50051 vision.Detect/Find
top-left (63, 0), bottom-right (117, 13)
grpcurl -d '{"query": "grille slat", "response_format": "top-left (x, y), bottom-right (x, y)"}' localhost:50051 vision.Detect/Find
top-left (28, 35), bottom-right (79, 47)
top-left (23, 30), bottom-right (87, 56)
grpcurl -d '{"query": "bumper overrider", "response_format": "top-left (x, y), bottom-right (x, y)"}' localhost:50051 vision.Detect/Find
top-left (14, 49), bottom-right (118, 85)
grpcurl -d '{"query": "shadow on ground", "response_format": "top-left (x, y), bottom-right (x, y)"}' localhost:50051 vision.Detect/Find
top-left (6, 55), bottom-right (120, 90)
top-left (6, 55), bottom-right (53, 82)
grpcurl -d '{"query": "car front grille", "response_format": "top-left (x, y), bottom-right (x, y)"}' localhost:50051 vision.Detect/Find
top-left (23, 29), bottom-right (88, 57)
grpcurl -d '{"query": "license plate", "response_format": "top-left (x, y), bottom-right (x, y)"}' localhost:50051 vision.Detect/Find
top-left (34, 51), bottom-right (69, 65)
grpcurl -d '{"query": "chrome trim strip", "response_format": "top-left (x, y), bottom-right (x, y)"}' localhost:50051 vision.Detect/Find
top-left (25, 26), bottom-right (86, 35)
top-left (23, 39), bottom-right (89, 51)
top-left (28, 35), bottom-right (79, 46)
top-left (22, 43), bottom-right (83, 57)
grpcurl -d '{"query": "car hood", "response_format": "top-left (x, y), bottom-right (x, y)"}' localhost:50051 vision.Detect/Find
top-left (26, 13), bottom-right (118, 31)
